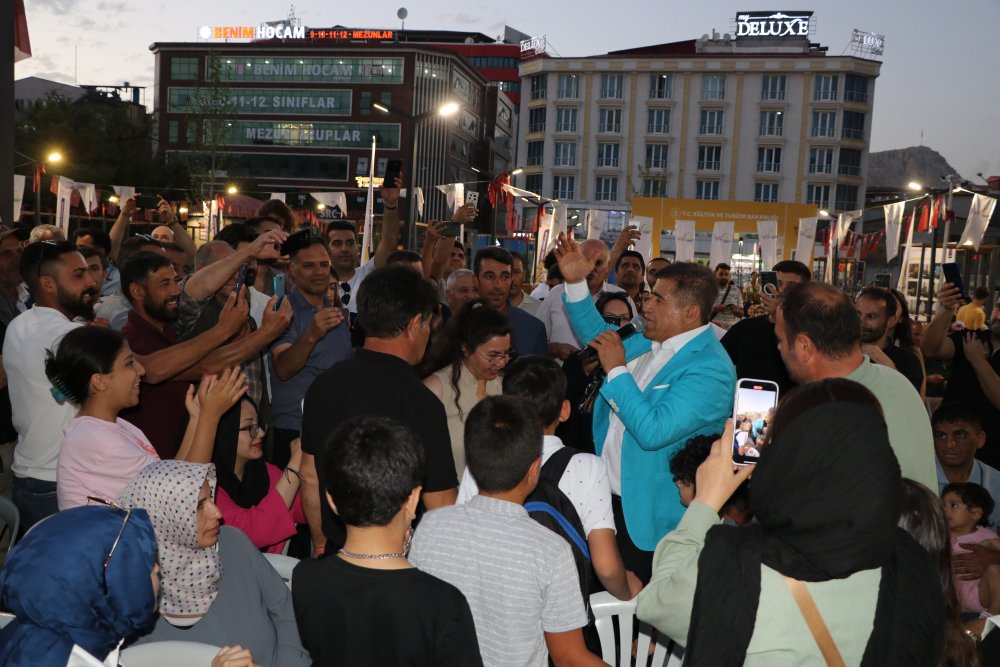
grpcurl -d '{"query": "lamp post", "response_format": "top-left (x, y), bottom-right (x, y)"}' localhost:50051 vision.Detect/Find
top-left (373, 101), bottom-right (460, 249)
top-left (15, 150), bottom-right (63, 226)
top-left (908, 178), bottom-right (960, 317)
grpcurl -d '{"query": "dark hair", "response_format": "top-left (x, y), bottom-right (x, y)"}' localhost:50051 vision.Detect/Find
top-left (326, 220), bottom-right (357, 235)
top-left (464, 395), bottom-right (543, 493)
top-left (771, 260), bottom-right (811, 281)
top-left (118, 236), bottom-right (162, 267)
top-left (502, 356), bottom-right (567, 427)
top-left (473, 246), bottom-right (513, 275)
top-left (714, 262), bottom-right (732, 272)
top-left (454, 240), bottom-right (465, 252)
top-left (386, 250), bottom-right (423, 267)
top-left (615, 249), bottom-right (645, 272)
top-left (595, 291), bottom-right (634, 320)
top-left (857, 286), bottom-right (898, 321)
top-left (214, 223), bottom-right (258, 250)
top-left (321, 415), bottom-right (426, 526)
top-left (767, 378), bottom-right (883, 447)
top-left (73, 227), bottom-right (112, 255)
top-left (44, 326), bottom-right (126, 405)
top-left (78, 245), bottom-right (105, 264)
top-left (289, 236), bottom-right (330, 262)
top-left (256, 199), bottom-right (296, 231)
top-left (20, 240), bottom-right (79, 292)
top-left (357, 265), bottom-right (437, 338)
top-left (889, 289), bottom-right (917, 350)
top-left (941, 482), bottom-right (994, 527)
top-left (212, 397), bottom-right (270, 508)
top-left (779, 281), bottom-right (860, 359)
top-left (974, 285), bottom-right (991, 301)
top-left (121, 251), bottom-right (174, 304)
top-left (652, 262), bottom-right (718, 324)
top-left (932, 402), bottom-right (985, 431)
top-left (670, 434), bottom-right (719, 485)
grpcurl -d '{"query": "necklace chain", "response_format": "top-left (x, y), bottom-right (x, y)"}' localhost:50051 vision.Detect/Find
top-left (337, 529), bottom-right (412, 561)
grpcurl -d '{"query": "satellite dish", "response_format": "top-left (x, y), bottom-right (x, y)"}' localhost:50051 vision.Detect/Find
top-left (397, 7), bottom-right (408, 20)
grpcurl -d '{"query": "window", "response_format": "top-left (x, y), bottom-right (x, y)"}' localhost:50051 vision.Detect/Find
top-left (699, 109), bottom-right (724, 134)
top-left (168, 120), bottom-right (179, 143)
top-left (643, 178), bottom-right (668, 197)
top-left (808, 147), bottom-right (834, 174)
top-left (698, 145), bottom-right (722, 170)
top-left (595, 177), bottom-right (618, 201)
top-left (555, 107), bottom-right (578, 133)
top-left (649, 74), bottom-right (672, 99)
top-left (557, 74), bottom-right (579, 98)
top-left (529, 74), bottom-right (547, 100)
top-left (596, 143), bottom-right (620, 168)
top-left (599, 108), bottom-right (622, 133)
top-left (842, 111), bottom-right (866, 140)
top-left (835, 184), bottom-right (859, 211)
top-left (645, 144), bottom-right (668, 169)
top-left (360, 91), bottom-right (372, 115)
top-left (811, 111), bottom-right (836, 138)
top-left (171, 57), bottom-right (199, 80)
top-left (807, 184), bottom-right (831, 209)
top-left (553, 176), bottom-right (575, 200)
top-left (844, 74), bottom-right (869, 103)
top-left (761, 75), bottom-right (786, 101)
top-left (695, 180), bottom-right (720, 200)
top-left (702, 74), bottom-right (726, 100)
top-left (757, 147), bottom-right (782, 172)
top-left (600, 74), bottom-right (623, 98)
top-left (759, 110), bottom-right (784, 137)
top-left (525, 174), bottom-right (543, 195)
top-left (754, 182), bottom-right (779, 203)
top-left (526, 141), bottom-right (545, 167)
top-left (838, 148), bottom-right (862, 176)
top-left (814, 74), bottom-right (839, 101)
top-left (554, 142), bottom-right (576, 166)
top-left (528, 107), bottom-right (546, 133)
top-left (647, 109), bottom-right (670, 134)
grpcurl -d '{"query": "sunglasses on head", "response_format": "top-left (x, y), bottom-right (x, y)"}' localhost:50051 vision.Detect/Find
top-left (86, 496), bottom-right (134, 593)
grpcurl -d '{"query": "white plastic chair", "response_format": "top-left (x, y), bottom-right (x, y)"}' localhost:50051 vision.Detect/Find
top-left (589, 591), bottom-right (683, 667)
top-left (0, 612), bottom-right (14, 629)
top-left (263, 552), bottom-right (299, 589)
top-left (118, 641), bottom-right (221, 666)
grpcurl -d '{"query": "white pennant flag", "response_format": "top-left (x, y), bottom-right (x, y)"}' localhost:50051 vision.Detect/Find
top-left (54, 176), bottom-right (76, 233)
top-left (674, 220), bottom-right (696, 262)
top-left (897, 209), bottom-right (917, 292)
top-left (795, 217), bottom-right (818, 264)
top-left (112, 185), bottom-right (135, 203)
top-left (883, 201), bottom-right (906, 261)
top-left (586, 210), bottom-right (609, 240)
top-left (631, 216), bottom-right (654, 262)
top-left (958, 193), bottom-right (998, 252)
top-left (757, 219), bottom-right (778, 269)
top-left (827, 210), bottom-right (862, 283)
top-left (414, 187), bottom-right (425, 217)
top-left (12, 174), bottom-right (25, 223)
top-left (709, 221), bottom-right (735, 269)
top-left (361, 136), bottom-right (377, 264)
top-left (269, 192), bottom-right (286, 202)
top-left (310, 192), bottom-right (348, 216)
top-left (435, 183), bottom-right (465, 215)
top-left (75, 183), bottom-right (98, 214)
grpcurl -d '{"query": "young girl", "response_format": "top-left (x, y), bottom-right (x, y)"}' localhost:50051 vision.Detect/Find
top-left (943, 482), bottom-right (1000, 615)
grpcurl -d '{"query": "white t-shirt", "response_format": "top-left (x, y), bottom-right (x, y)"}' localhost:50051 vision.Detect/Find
top-left (457, 434), bottom-right (616, 537)
top-left (338, 259), bottom-right (376, 314)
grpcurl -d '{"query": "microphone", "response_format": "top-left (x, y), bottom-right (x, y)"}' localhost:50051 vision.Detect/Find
top-left (575, 315), bottom-right (647, 363)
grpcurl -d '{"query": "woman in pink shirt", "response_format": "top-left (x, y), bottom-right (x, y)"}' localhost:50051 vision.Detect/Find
top-left (213, 397), bottom-right (305, 553)
top-left (47, 326), bottom-right (247, 509)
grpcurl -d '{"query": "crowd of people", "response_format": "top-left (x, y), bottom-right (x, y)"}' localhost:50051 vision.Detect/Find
top-left (1, 180), bottom-right (1000, 666)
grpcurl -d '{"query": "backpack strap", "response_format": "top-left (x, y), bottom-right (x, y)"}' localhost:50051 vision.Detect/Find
top-left (540, 445), bottom-right (578, 484)
top-left (525, 501), bottom-right (591, 560)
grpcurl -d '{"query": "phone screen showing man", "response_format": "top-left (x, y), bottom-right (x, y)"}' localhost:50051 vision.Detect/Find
top-left (732, 379), bottom-right (779, 465)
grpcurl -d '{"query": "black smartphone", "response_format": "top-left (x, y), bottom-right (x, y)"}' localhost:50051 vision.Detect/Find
top-left (383, 159), bottom-right (403, 188)
top-left (233, 263), bottom-right (249, 296)
top-left (443, 222), bottom-right (462, 237)
top-left (280, 228), bottom-right (312, 256)
top-left (273, 274), bottom-right (286, 311)
top-left (942, 263), bottom-right (968, 302)
top-left (135, 195), bottom-right (159, 210)
top-left (760, 271), bottom-right (779, 298)
top-left (874, 273), bottom-right (891, 289)
top-left (732, 378), bottom-right (780, 466)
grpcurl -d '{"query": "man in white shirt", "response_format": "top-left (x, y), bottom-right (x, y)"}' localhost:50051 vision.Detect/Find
top-left (710, 262), bottom-right (743, 329)
top-left (5, 241), bottom-right (96, 526)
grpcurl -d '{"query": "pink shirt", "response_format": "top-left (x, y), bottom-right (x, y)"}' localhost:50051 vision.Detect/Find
top-left (57, 416), bottom-right (160, 510)
top-left (215, 463), bottom-right (306, 554)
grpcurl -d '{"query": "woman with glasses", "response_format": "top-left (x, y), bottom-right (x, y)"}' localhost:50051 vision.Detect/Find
top-left (44, 326), bottom-right (247, 510)
top-left (422, 300), bottom-right (512, 477)
top-left (118, 460), bottom-right (309, 667)
top-left (212, 397), bottom-right (305, 554)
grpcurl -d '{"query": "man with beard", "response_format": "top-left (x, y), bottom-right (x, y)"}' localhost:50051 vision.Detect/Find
top-left (855, 286), bottom-right (922, 391)
top-left (923, 284), bottom-right (1000, 468)
top-left (613, 250), bottom-right (645, 306)
top-left (709, 263), bottom-right (743, 330)
top-left (270, 237), bottom-right (351, 468)
top-left (508, 253), bottom-right (541, 316)
top-left (472, 246), bottom-right (547, 357)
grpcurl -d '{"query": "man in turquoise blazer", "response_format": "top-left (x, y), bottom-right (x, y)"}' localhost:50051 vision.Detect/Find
top-left (554, 234), bottom-right (735, 578)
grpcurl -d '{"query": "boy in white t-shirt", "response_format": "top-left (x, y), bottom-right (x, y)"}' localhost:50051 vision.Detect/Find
top-left (458, 356), bottom-right (642, 601)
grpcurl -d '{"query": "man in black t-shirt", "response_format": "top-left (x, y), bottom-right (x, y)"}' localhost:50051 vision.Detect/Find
top-left (855, 286), bottom-right (924, 392)
top-left (300, 265), bottom-right (458, 557)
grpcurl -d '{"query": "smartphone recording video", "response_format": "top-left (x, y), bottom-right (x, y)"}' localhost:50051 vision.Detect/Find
top-left (732, 379), bottom-right (779, 465)
top-left (760, 271), bottom-right (779, 298)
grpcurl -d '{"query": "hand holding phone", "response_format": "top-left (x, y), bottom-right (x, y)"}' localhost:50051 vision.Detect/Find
top-left (760, 271), bottom-right (779, 298)
top-left (942, 263), bottom-right (968, 303)
top-left (465, 190), bottom-right (480, 207)
top-left (233, 263), bottom-right (249, 296)
top-left (383, 159), bottom-right (403, 189)
top-left (732, 379), bottom-right (779, 465)
top-left (134, 195), bottom-right (159, 210)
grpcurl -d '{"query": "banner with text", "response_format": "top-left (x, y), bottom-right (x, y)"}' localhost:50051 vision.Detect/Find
top-left (958, 194), bottom-right (998, 252)
top-left (709, 221), bottom-right (735, 269)
top-left (883, 201), bottom-right (905, 261)
top-left (674, 220), bottom-right (696, 262)
top-left (630, 216), bottom-right (654, 262)
top-left (795, 217), bottom-right (817, 264)
top-left (757, 219), bottom-right (778, 269)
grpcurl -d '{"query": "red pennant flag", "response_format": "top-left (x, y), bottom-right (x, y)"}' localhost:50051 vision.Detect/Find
top-left (49, 174), bottom-right (60, 195)
top-left (14, 0), bottom-right (31, 62)
top-left (929, 195), bottom-right (942, 230)
top-left (917, 200), bottom-right (930, 233)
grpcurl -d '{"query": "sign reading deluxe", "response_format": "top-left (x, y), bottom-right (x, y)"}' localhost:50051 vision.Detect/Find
top-left (735, 11), bottom-right (812, 38)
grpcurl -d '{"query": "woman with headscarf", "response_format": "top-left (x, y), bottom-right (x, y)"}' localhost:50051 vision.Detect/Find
top-left (212, 396), bottom-right (305, 553)
top-left (0, 504), bottom-right (158, 666)
top-left (117, 460), bottom-right (309, 667)
top-left (637, 378), bottom-right (945, 666)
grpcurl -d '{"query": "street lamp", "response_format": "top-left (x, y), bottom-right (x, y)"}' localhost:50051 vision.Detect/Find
top-left (226, 185), bottom-right (239, 195)
top-left (373, 100), bottom-right (461, 248)
top-left (15, 150), bottom-right (65, 226)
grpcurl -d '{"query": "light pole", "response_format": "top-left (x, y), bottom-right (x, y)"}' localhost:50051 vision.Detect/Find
top-left (908, 179), bottom-right (960, 317)
top-left (373, 101), bottom-right (459, 249)
top-left (15, 150), bottom-right (63, 226)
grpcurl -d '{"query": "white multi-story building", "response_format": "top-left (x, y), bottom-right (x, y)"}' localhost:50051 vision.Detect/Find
top-left (515, 25), bottom-right (881, 219)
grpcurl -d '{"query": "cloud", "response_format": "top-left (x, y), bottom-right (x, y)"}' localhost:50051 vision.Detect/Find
top-left (436, 13), bottom-right (483, 27)
top-left (30, 0), bottom-right (79, 12)
top-left (96, 0), bottom-right (132, 10)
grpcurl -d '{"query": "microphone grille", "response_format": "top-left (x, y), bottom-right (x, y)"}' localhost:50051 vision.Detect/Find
top-left (631, 315), bottom-right (647, 333)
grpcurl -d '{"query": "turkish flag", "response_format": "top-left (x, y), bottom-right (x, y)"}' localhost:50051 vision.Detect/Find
top-left (14, 0), bottom-right (31, 62)
top-left (917, 200), bottom-right (930, 233)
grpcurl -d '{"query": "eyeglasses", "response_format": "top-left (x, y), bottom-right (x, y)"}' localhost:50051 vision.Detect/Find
top-left (603, 315), bottom-right (622, 326)
top-left (340, 281), bottom-right (351, 305)
top-left (86, 496), bottom-right (133, 590)
top-left (32, 240), bottom-right (68, 278)
top-left (477, 349), bottom-right (515, 366)
top-left (239, 422), bottom-right (268, 439)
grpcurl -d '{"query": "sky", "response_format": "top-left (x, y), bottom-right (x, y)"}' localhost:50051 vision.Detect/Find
top-left (16, 0), bottom-right (1000, 180)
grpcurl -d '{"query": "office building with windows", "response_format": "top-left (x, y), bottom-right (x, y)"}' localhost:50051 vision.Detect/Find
top-left (516, 27), bottom-right (881, 219)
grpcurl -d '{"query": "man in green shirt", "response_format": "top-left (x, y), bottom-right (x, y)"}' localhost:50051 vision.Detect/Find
top-left (774, 281), bottom-right (937, 489)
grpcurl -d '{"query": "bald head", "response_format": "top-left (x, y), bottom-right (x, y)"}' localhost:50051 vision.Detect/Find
top-left (779, 282), bottom-right (861, 360)
top-left (580, 239), bottom-right (611, 293)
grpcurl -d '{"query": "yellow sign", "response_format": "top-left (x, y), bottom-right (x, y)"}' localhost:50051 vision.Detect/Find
top-left (631, 197), bottom-right (819, 260)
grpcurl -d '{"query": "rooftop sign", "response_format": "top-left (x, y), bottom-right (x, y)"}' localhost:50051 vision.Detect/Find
top-left (199, 23), bottom-right (305, 40)
top-left (735, 11), bottom-right (813, 38)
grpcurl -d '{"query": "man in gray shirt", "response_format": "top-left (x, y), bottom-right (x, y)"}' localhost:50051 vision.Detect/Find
top-left (410, 396), bottom-right (604, 667)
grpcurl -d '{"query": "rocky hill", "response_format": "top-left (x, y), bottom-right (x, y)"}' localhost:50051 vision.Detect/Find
top-left (867, 146), bottom-right (962, 189)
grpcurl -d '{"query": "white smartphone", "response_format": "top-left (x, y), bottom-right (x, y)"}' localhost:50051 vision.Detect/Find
top-left (465, 190), bottom-right (480, 206)
top-left (731, 378), bottom-right (779, 465)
